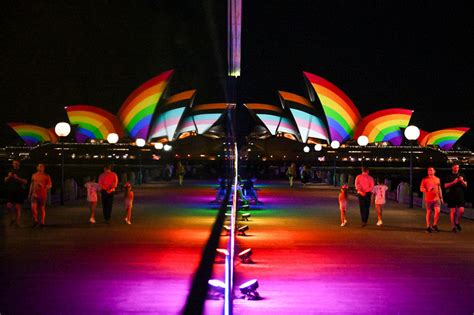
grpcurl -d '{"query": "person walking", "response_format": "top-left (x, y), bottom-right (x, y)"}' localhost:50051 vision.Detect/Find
top-left (286, 163), bottom-right (296, 188)
top-left (84, 176), bottom-right (100, 224)
top-left (177, 162), bottom-right (185, 186)
top-left (4, 159), bottom-right (28, 227)
top-left (29, 163), bottom-right (52, 228)
top-left (98, 164), bottom-right (118, 224)
top-left (420, 167), bottom-right (443, 233)
top-left (355, 166), bottom-right (374, 227)
top-left (444, 163), bottom-right (468, 233)
top-left (123, 182), bottom-right (134, 224)
top-left (372, 178), bottom-right (388, 226)
top-left (338, 184), bottom-right (349, 227)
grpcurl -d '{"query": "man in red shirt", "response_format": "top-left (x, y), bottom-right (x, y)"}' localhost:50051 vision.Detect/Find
top-left (420, 167), bottom-right (443, 233)
top-left (29, 163), bottom-right (52, 228)
top-left (98, 164), bottom-right (118, 224)
top-left (355, 167), bottom-right (375, 227)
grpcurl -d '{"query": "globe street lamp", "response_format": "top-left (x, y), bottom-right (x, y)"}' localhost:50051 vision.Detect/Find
top-left (107, 132), bottom-right (119, 144)
top-left (404, 125), bottom-right (420, 208)
top-left (330, 140), bottom-right (340, 186)
top-left (55, 122), bottom-right (71, 205)
top-left (136, 138), bottom-right (146, 185)
top-left (303, 145), bottom-right (310, 153)
top-left (357, 135), bottom-right (369, 166)
top-left (314, 143), bottom-right (322, 152)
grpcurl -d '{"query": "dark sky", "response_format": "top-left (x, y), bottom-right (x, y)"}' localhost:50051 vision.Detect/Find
top-left (1, 0), bottom-right (473, 148)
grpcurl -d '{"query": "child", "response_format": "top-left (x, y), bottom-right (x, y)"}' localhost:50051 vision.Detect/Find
top-left (338, 184), bottom-right (349, 226)
top-left (84, 176), bottom-right (100, 224)
top-left (123, 182), bottom-right (134, 224)
top-left (372, 178), bottom-right (388, 226)
top-left (29, 163), bottom-right (52, 228)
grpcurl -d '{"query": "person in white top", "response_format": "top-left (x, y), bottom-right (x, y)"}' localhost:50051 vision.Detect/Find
top-left (84, 177), bottom-right (100, 224)
top-left (372, 178), bottom-right (388, 227)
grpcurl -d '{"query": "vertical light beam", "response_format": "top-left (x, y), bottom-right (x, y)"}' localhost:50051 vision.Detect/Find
top-left (227, 0), bottom-right (241, 77)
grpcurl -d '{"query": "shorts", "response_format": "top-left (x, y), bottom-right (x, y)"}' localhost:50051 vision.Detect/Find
top-left (6, 190), bottom-right (25, 204)
top-left (425, 200), bottom-right (441, 211)
top-left (447, 201), bottom-right (465, 208)
top-left (31, 196), bottom-right (47, 207)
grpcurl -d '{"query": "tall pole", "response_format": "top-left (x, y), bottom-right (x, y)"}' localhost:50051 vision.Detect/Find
top-left (409, 142), bottom-right (413, 208)
top-left (60, 138), bottom-right (65, 205)
top-left (333, 154), bottom-right (337, 187)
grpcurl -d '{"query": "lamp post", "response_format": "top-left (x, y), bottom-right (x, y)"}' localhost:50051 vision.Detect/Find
top-left (136, 138), bottom-right (146, 185)
top-left (55, 122), bottom-right (71, 205)
top-left (330, 140), bottom-right (340, 186)
top-left (404, 125), bottom-right (420, 208)
top-left (357, 135), bottom-right (369, 166)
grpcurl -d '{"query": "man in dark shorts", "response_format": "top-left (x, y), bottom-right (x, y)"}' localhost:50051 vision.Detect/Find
top-left (444, 163), bottom-right (468, 233)
top-left (4, 159), bottom-right (28, 227)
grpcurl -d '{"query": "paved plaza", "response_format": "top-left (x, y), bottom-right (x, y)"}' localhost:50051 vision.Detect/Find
top-left (1, 180), bottom-right (473, 314)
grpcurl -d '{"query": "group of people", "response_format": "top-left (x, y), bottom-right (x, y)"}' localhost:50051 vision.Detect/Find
top-left (5, 160), bottom-right (52, 228)
top-left (4, 160), bottom-right (135, 227)
top-left (337, 164), bottom-right (468, 233)
top-left (84, 164), bottom-right (134, 225)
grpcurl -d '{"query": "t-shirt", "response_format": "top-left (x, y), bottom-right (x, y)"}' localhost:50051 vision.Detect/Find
top-left (5, 168), bottom-right (28, 192)
top-left (445, 173), bottom-right (466, 203)
top-left (84, 182), bottom-right (100, 202)
top-left (373, 184), bottom-right (388, 205)
top-left (420, 176), bottom-right (442, 202)
top-left (31, 172), bottom-right (52, 199)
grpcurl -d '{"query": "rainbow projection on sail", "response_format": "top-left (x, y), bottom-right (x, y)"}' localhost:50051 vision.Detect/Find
top-left (148, 90), bottom-right (196, 142)
top-left (244, 103), bottom-right (285, 136)
top-left (118, 70), bottom-right (173, 140)
top-left (7, 123), bottom-right (56, 146)
top-left (354, 109), bottom-right (413, 146)
top-left (303, 72), bottom-right (360, 144)
top-left (65, 105), bottom-right (124, 143)
top-left (419, 127), bottom-right (470, 151)
top-left (279, 91), bottom-right (329, 143)
top-left (175, 103), bottom-right (228, 138)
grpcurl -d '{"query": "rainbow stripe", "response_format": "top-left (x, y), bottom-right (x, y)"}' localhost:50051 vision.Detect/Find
top-left (303, 72), bottom-right (361, 143)
top-left (245, 103), bottom-right (284, 136)
top-left (424, 127), bottom-right (470, 151)
top-left (289, 108), bottom-right (329, 143)
top-left (118, 70), bottom-right (174, 139)
top-left (148, 90), bottom-right (196, 141)
top-left (65, 105), bottom-right (124, 143)
top-left (418, 129), bottom-right (430, 146)
top-left (8, 123), bottom-right (54, 146)
top-left (176, 103), bottom-right (227, 136)
top-left (354, 108), bottom-right (413, 146)
top-left (278, 91), bottom-right (329, 143)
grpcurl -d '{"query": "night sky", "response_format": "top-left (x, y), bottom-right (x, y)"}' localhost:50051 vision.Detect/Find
top-left (1, 1), bottom-right (473, 148)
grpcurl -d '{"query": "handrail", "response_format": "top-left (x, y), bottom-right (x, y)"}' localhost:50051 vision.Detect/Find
top-left (224, 143), bottom-right (238, 315)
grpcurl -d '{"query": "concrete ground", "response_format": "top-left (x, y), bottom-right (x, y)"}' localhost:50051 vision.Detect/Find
top-left (1, 180), bottom-right (473, 314)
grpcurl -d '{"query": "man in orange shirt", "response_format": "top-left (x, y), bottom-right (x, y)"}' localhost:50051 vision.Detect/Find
top-left (420, 167), bottom-right (443, 233)
top-left (29, 163), bottom-right (52, 228)
top-left (98, 164), bottom-right (118, 224)
top-left (355, 167), bottom-right (375, 227)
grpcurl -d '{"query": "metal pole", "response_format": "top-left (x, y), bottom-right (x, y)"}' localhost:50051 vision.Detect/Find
top-left (333, 155), bottom-right (337, 187)
top-left (60, 139), bottom-right (65, 205)
top-left (409, 142), bottom-right (413, 208)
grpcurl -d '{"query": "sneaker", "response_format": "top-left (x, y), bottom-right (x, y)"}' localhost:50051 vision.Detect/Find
top-left (455, 223), bottom-right (462, 231)
top-left (89, 217), bottom-right (96, 224)
top-left (126, 219), bottom-right (131, 225)
top-left (432, 225), bottom-right (439, 232)
top-left (425, 227), bottom-right (433, 233)
top-left (376, 220), bottom-right (383, 226)
top-left (340, 220), bottom-right (347, 227)
top-left (452, 227), bottom-right (457, 233)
